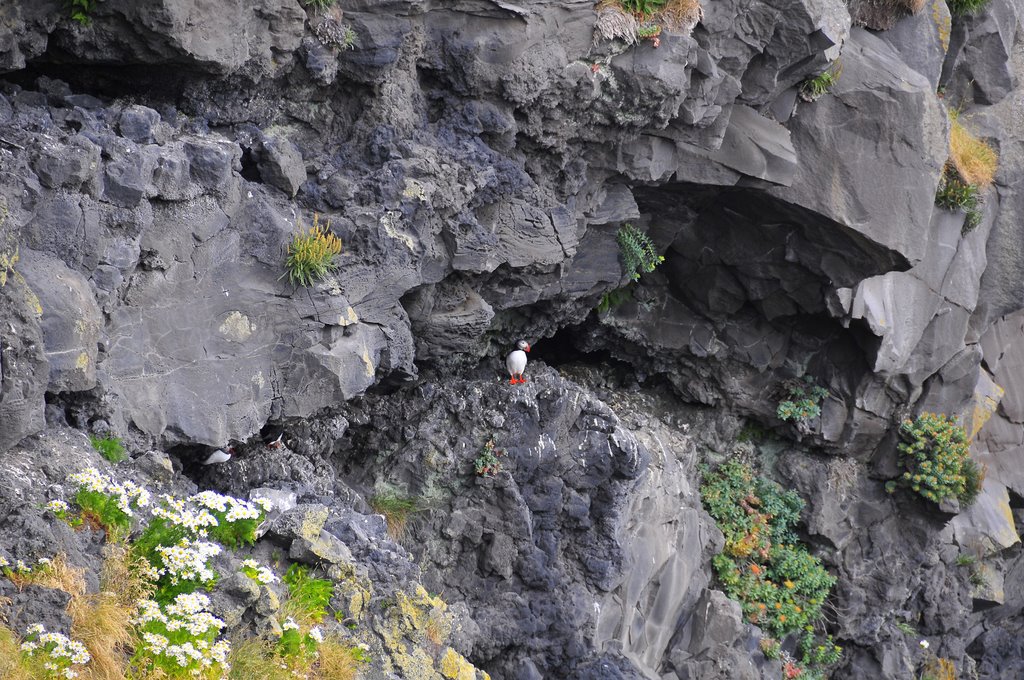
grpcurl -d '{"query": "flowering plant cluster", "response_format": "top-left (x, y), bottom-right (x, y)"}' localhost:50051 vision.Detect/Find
top-left (240, 558), bottom-right (279, 585)
top-left (68, 468), bottom-right (151, 535)
top-left (20, 624), bottom-right (91, 679)
top-left (51, 470), bottom-right (274, 676)
top-left (133, 592), bottom-right (230, 677)
top-left (701, 462), bottom-right (841, 677)
top-left (888, 413), bottom-right (983, 506)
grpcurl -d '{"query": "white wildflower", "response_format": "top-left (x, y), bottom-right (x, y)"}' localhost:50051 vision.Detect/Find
top-left (281, 617), bottom-right (299, 631)
top-left (308, 626), bottom-right (324, 644)
top-left (45, 500), bottom-right (70, 514)
top-left (920, 639), bottom-right (930, 649)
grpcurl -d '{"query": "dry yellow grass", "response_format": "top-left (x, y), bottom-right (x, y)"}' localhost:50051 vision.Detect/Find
top-left (11, 550), bottom-right (149, 680)
top-left (226, 634), bottom-right (361, 680)
top-left (659, 0), bottom-right (704, 30)
top-left (950, 114), bottom-right (998, 188)
top-left (312, 637), bottom-right (361, 680)
top-left (227, 636), bottom-right (288, 680)
top-left (72, 545), bottom-right (151, 680)
top-left (0, 624), bottom-right (45, 679)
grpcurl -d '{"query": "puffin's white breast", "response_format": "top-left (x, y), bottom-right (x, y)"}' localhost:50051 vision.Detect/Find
top-left (506, 349), bottom-right (528, 375)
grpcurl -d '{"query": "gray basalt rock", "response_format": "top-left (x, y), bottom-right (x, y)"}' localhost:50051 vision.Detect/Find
top-left (257, 134), bottom-right (306, 197)
top-left (770, 27), bottom-right (948, 267)
top-left (16, 250), bottom-right (102, 393)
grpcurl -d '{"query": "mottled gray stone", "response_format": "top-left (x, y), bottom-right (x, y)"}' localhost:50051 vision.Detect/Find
top-left (32, 134), bottom-right (101, 190)
top-left (17, 250), bottom-right (101, 393)
top-left (118, 104), bottom-right (161, 144)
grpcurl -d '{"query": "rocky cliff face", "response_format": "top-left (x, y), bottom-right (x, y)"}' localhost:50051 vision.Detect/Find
top-left (1, 0), bottom-right (1024, 678)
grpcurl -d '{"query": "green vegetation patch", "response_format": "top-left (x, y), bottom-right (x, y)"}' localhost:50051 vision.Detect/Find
top-left (701, 462), bottom-right (841, 678)
top-left (90, 434), bottom-right (127, 463)
top-left (887, 412), bottom-right (982, 506)
top-left (283, 564), bottom-right (335, 623)
top-left (283, 214), bottom-right (343, 287)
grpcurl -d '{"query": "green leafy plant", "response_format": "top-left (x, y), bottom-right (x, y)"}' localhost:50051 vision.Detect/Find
top-left (474, 439), bottom-right (504, 477)
top-left (67, 0), bottom-right (96, 24)
top-left (282, 214), bottom-right (342, 287)
top-left (799, 61), bottom-right (842, 101)
top-left (777, 376), bottom-right (829, 424)
top-left (935, 165), bottom-right (983, 233)
top-left (596, 285), bottom-right (634, 314)
top-left (896, 619), bottom-right (917, 635)
top-left (283, 564), bottom-right (335, 623)
top-left (701, 462), bottom-right (840, 678)
top-left (368, 492), bottom-right (419, 540)
top-left (886, 413), bottom-right (982, 506)
top-left (616, 223), bottom-right (665, 282)
top-left (955, 554), bottom-right (976, 567)
top-left (90, 434), bottom-right (126, 463)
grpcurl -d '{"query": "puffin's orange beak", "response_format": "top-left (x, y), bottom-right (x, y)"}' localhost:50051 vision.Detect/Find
top-left (525, 343), bottom-right (531, 352)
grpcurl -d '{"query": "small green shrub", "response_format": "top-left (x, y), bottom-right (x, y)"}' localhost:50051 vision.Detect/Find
top-left (895, 620), bottom-right (917, 635)
top-left (90, 434), bottom-right (127, 463)
top-left (616, 223), bottom-right (665, 282)
top-left (886, 412), bottom-right (981, 506)
top-left (283, 565), bottom-right (334, 623)
top-left (777, 377), bottom-right (828, 424)
top-left (283, 214), bottom-right (342, 287)
top-left (945, 0), bottom-right (990, 15)
top-left (474, 439), bottom-right (503, 477)
top-left (799, 61), bottom-right (842, 101)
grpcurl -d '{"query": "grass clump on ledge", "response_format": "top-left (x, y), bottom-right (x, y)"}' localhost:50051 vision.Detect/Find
top-left (90, 434), bottom-right (126, 463)
top-left (283, 213), bottom-right (342, 287)
top-left (369, 492), bottom-right (419, 540)
top-left (594, 0), bottom-right (703, 46)
top-left (701, 462), bottom-right (842, 678)
top-left (799, 61), bottom-right (842, 102)
top-left (301, 0), bottom-right (336, 10)
top-left (945, 0), bottom-right (990, 15)
top-left (886, 412), bottom-right (983, 506)
top-left (935, 112), bottom-right (997, 233)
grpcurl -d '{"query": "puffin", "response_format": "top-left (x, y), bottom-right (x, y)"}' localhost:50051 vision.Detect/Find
top-left (201, 448), bottom-right (232, 465)
top-left (506, 340), bottom-right (531, 385)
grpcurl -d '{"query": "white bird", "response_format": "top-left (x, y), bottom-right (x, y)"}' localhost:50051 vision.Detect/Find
top-left (201, 449), bottom-right (232, 465)
top-left (506, 340), bottom-right (531, 385)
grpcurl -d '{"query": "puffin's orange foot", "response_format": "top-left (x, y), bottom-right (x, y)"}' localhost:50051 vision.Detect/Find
top-left (509, 378), bottom-right (518, 385)
top-left (520, 376), bottom-right (528, 383)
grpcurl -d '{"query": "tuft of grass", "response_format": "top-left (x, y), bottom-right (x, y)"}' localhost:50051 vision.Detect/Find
top-left (368, 492), bottom-right (419, 540)
top-left (658, 0), bottom-right (704, 30)
top-left (226, 637), bottom-right (283, 680)
top-left (90, 435), bottom-right (127, 464)
top-left (282, 214), bottom-right (343, 287)
top-left (0, 623), bottom-right (43, 680)
top-left (949, 114), bottom-right (997, 189)
top-left (895, 620), bottom-right (916, 635)
top-left (282, 564), bottom-right (335, 624)
top-left (313, 636), bottom-right (363, 679)
top-left (799, 61), bottom-right (842, 101)
top-left (301, 0), bottom-right (336, 10)
top-left (945, 0), bottom-right (990, 15)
